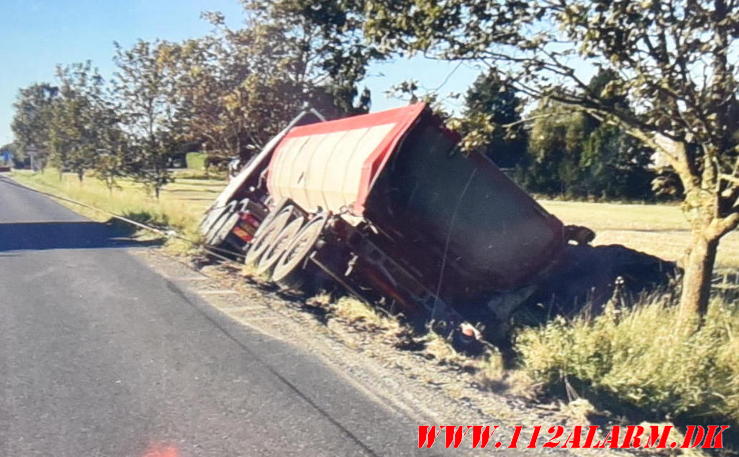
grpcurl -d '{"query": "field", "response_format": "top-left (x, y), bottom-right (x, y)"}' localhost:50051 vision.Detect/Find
top-left (541, 199), bottom-right (739, 270)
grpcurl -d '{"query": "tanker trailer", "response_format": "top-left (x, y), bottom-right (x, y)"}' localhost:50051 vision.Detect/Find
top-left (201, 103), bottom-right (577, 338)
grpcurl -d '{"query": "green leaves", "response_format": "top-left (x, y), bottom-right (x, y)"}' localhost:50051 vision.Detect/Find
top-left (112, 40), bottom-right (180, 197)
top-left (457, 69), bottom-right (527, 168)
top-left (11, 62), bottom-right (122, 180)
top-left (154, 0), bottom-right (375, 167)
top-left (359, 0), bottom-right (739, 316)
top-left (11, 83), bottom-right (59, 168)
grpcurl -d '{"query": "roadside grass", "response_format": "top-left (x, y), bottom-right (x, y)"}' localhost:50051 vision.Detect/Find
top-left (313, 292), bottom-right (508, 380)
top-left (515, 291), bottom-right (739, 436)
top-left (540, 199), bottom-right (739, 269)
top-left (240, 261), bottom-right (271, 282)
top-left (421, 331), bottom-right (470, 366)
top-left (11, 169), bottom-right (226, 253)
top-left (332, 296), bottom-right (400, 332)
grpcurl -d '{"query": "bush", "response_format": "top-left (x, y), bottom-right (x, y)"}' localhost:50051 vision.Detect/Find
top-left (516, 294), bottom-right (739, 427)
top-left (185, 152), bottom-right (206, 170)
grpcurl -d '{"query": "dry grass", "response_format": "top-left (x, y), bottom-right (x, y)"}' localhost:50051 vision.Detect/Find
top-left (478, 351), bottom-right (505, 377)
top-left (540, 199), bottom-right (739, 269)
top-left (307, 291), bottom-right (334, 307)
top-left (422, 331), bottom-right (470, 365)
top-left (240, 262), bottom-right (271, 281)
top-left (332, 296), bottom-right (400, 332)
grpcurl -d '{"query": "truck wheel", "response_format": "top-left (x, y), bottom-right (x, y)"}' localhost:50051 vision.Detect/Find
top-left (256, 216), bottom-right (305, 276)
top-left (199, 203), bottom-right (224, 235)
top-left (203, 201), bottom-right (238, 247)
top-left (212, 198), bottom-right (249, 249)
top-left (272, 213), bottom-right (327, 290)
top-left (244, 206), bottom-right (295, 266)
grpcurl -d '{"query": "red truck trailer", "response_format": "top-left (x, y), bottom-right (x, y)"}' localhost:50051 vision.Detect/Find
top-left (200, 103), bottom-right (589, 337)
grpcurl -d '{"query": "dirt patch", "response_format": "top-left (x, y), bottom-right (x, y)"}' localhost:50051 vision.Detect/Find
top-left (526, 244), bottom-right (678, 319)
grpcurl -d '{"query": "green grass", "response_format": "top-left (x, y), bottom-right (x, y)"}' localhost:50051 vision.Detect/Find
top-left (11, 169), bottom-right (226, 251)
top-left (185, 152), bottom-right (206, 170)
top-left (516, 292), bottom-right (739, 436)
top-left (540, 199), bottom-right (739, 269)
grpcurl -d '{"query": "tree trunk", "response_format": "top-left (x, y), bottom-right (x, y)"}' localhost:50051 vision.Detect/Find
top-left (679, 231), bottom-right (719, 319)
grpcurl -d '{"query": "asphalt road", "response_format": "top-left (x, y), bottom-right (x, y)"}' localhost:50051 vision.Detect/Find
top-left (0, 175), bottom-right (444, 457)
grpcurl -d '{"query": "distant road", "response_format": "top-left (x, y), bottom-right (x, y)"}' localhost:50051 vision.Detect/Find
top-left (0, 175), bottom-right (440, 457)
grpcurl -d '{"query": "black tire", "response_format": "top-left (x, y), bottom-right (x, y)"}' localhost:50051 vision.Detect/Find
top-left (212, 207), bottom-right (249, 250)
top-left (272, 213), bottom-right (327, 289)
top-left (198, 203), bottom-right (221, 233)
top-left (243, 206), bottom-right (295, 266)
top-left (256, 216), bottom-right (305, 276)
top-left (203, 201), bottom-right (238, 247)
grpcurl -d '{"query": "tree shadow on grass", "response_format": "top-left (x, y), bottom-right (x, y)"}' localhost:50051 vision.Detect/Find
top-left (0, 219), bottom-right (164, 252)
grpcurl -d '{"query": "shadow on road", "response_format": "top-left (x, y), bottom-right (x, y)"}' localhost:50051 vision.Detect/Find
top-left (0, 220), bottom-right (164, 251)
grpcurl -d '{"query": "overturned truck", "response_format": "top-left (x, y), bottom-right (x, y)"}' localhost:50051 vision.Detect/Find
top-left (200, 103), bottom-right (673, 339)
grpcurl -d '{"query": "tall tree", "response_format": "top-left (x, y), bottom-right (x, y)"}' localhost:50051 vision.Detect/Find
top-left (112, 40), bottom-right (180, 198)
top-left (164, 36), bottom-right (244, 165)
top-left (361, 0), bottom-right (739, 320)
top-left (521, 71), bottom-right (655, 199)
top-left (577, 70), bottom-right (654, 199)
top-left (91, 102), bottom-right (129, 193)
top-left (242, 0), bottom-right (377, 116)
top-left (524, 99), bottom-right (588, 195)
top-left (48, 61), bottom-right (110, 181)
top-left (165, 2), bottom-right (374, 166)
top-left (163, 25), bottom-right (302, 165)
top-left (579, 124), bottom-right (655, 200)
top-left (460, 71), bottom-right (527, 168)
top-left (11, 83), bottom-right (59, 169)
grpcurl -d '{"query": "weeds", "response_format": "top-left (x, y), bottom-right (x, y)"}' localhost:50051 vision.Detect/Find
top-left (240, 261), bottom-right (272, 282)
top-left (515, 292), bottom-right (739, 429)
top-left (332, 296), bottom-right (400, 332)
top-left (422, 331), bottom-right (470, 365)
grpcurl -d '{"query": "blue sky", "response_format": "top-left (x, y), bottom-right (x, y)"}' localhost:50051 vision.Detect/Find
top-left (0, 0), bottom-right (480, 146)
